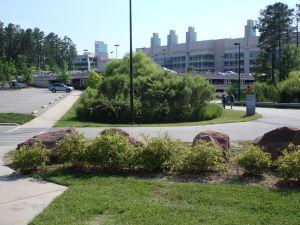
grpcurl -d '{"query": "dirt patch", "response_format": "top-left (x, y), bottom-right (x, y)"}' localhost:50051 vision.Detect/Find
top-left (3, 150), bottom-right (15, 166)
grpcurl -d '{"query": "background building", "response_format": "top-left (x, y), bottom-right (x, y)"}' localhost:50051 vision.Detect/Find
top-left (95, 41), bottom-right (108, 54)
top-left (74, 41), bottom-right (109, 72)
top-left (137, 20), bottom-right (259, 75)
top-left (73, 51), bottom-right (96, 71)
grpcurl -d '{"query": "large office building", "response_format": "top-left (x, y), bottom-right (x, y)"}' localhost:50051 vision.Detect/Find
top-left (74, 41), bottom-right (108, 72)
top-left (137, 20), bottom-right (259, 75)
top-left (95, 41), bottom-right (108, 54)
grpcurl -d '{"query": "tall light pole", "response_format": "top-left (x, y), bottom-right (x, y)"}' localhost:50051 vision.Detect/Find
top-left (297, 4), bottom-right (300, 47)
top-left (114, 44), bottom-right (120, 58)
top-left (234, 42), bottom-right (241, 101)
top-left (221, 55), bottom-right (224, 72)
top-left (110, 51), bottom-right (114, 59)
top-left (162, 49), bottom-right (166, 67)
top-left (186, 51), bottom-right (190, 73)
top-left (129, 0), bottom-right (134, 124)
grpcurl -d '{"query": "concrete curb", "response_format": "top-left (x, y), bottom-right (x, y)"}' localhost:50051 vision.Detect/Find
top-left (0, 123), bottom-right (20, 126)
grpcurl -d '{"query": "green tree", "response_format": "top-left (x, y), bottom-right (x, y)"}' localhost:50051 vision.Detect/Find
top-left (57, 64), bottom-right (72, 84)
top-left (0, 59), bottom-right (16, 83)
top-left (15, 55), bottom-right (32, 84)
top-left (255, 2), bottom-right (294, 84)
top-left (87, 71), bottom-right (102, 89)
top-left (280, 44), bottom-right (300, 80)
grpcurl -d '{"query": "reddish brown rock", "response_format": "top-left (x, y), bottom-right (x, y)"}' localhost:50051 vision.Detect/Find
top-left (128, 135), bottom-right (148, 147)
top-left (293, 130), bottom-right (300, 146)
top-left (100, 128), bottom-right (129, 137)
top-left (254, 127), bottom-right (299, 159)
top-left (192, 130), bottom-right (230, 159)
top-left (17, 128), bottom-right (76, 150)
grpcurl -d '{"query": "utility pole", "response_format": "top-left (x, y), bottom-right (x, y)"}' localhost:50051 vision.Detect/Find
top-left (129, 0), bottom-right (134, 124)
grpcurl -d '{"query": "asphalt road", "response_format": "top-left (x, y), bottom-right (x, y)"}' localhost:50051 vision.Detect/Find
top-left (76, 107), bottom-right (300, 142)
top-left (0, 87), bottom-right (66, 114)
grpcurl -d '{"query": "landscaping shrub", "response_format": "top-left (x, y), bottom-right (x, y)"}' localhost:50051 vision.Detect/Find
top-left (88, 131), bottom-right (135, 171)
top-left (15, 143), bottom-right (50, 174)
top-left (254, 82), bottom-right (279, 102)
top-left (86, 71), bottom-right (102, 89)
top-left (199, 103), bottom-right (223, 121)
top-left (277, 144), bottom-right (300, 181)
top-left (278, 72), bottom-right (300, 103)
top-left (134, 135), bottom-right (185, 172)
top-left (76, 52), bottom-right (215, 123)
top-left (235, 145), bottom-right (271, 176)
top-left (54, 132), bottom-right (89, 167)
top-left (76, 87), bottom-right (98, 119)
top-left (168, 141), bottom-right (224, 175)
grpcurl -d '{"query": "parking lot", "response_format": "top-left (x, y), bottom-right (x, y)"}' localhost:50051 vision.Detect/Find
top-left (0, 87), bottom-right (67, 114)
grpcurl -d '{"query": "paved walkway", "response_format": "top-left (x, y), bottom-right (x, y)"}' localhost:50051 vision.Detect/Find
top-left (0, 91), bottom-right (81, 225)
top-left (77, 107), bottom-right (300, 142)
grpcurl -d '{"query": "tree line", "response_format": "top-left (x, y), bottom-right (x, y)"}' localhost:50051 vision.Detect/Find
top-left (0, 21), bottom-right (77, 84)
top-left (255, 2), bottom-right (300, 84)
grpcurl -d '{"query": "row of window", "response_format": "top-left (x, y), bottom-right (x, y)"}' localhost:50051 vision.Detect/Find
top-left (190, 62), bottom-right (215, 68)
top-left (189, 54), bottom-right (215, 61)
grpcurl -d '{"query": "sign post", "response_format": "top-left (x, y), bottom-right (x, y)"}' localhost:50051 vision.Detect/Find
top-left (245, 86), bottom-right (255, 116)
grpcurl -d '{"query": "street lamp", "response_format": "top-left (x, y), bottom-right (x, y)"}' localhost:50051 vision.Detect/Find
top-left (296, 4), bottom-right (300, 47)
top-left (110, 51), bottom-right (114, 58)
top-left (234, 42), bottom-right (241, 101)
top-left (162, 49), bottom-right (166, 67)
top-left (114, 44), bottom-right (120, 58)
top-left (221, 55), bottom-right (225, 72)
top-left (129, 0), bottom-right (134, 124)
top-left (186, 51), bottom-right (190, 73)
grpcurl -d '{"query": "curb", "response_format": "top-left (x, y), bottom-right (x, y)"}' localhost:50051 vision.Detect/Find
top-left (0, 123), bottom-right (20, 126)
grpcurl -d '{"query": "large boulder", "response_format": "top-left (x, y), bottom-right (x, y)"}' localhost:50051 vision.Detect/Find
top-left (100, 128), bottom-right (129, 137)
top-left (192, 130), bottom-right (230, 159)
top-left (17, 128), bottom-right (76, 150)
top-left (254, 127), bottom-right (299, 159)
top-left (128, 135), bottom-right (148, 147)
top-left (293, 130), bottom-right (300, 146)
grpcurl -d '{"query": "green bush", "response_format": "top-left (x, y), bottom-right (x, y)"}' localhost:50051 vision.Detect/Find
top-left (168, 141), bottom-right (224, 175)
top-left (15, 143), bottom-right (50, 174)
top-left (76, 87), bottom-right (98, 119)
top-left (86, 71), bottom-right (102, 89)
top-left (235, 145), bottom-right (271, 176)
top-left (76, 52), bottom-right (215, 123)
top-left (277, 144), bottom-right (300, 181)
top-left (278, 72), bottom-right (300, 103)
top-left (54, 132), bottom-right (89, 167)
top-left (199, 104), bottom-right (223, 121)
top-left (88, 131), bottom-right (135, 171)
top-left (254, 82), bottom-right (279, 102)
top-left (134, 135), bottom-right (185, 172)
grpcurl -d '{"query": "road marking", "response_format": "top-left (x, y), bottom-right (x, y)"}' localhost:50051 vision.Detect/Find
top-left (5, 126), bottom-right (20, 134)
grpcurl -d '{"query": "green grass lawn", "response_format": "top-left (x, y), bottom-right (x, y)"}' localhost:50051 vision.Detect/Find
top-left (0, 113), bottom-right (35, 124)
top-left (55, 101), bottom-right (261, 127)
top-left (30, 171), bottom-right (300, 225)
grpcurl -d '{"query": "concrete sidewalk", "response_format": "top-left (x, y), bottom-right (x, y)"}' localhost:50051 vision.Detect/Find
top-left (0, 91), bottom-right (81, 225)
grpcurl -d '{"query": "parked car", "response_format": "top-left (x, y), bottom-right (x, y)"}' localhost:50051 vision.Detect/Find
top-left (48, 83), bottom-right (74, 93)
top-left (0, 83), bottom-right (10, 89)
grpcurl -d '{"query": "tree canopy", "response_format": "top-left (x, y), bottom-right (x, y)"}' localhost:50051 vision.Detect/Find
top-left (255, 2), bottom-right (295, 83)
top-left (0, 21), bottom-right (77, 83)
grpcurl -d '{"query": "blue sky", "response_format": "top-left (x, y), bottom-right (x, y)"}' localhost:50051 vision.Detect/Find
top-left (0, 0), bottom-right (296, 58)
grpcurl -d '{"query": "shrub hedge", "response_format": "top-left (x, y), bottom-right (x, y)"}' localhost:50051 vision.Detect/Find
top-left (15, 143), bottom-right (50, 174)
top-left (235, 145), bottom-right (271, 176)
top-left (277, 144), bottom-right (300, 181)
top-left (76, 52), bottom-right (216, 124)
